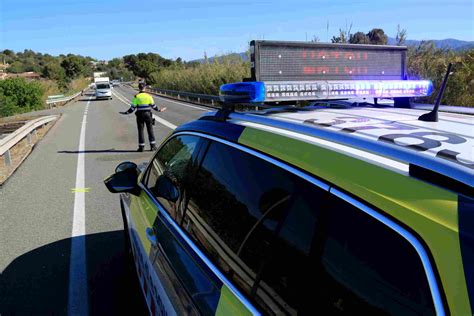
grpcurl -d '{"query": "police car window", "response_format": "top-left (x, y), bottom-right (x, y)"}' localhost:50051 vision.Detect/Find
top-left (320, 196), bottom-right (435, 315)
top-left (251, 192), bottom-right (436, 315)
top-left (239, 177), bottom-right (326, 315)
top-left (183, 140), bottom-right (328, 302)
top-left (145, 135), bottom-right (199, 221)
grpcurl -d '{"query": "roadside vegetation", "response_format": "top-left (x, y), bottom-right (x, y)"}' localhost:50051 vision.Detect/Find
top-left (0, 50), bottom-right (92, 117)
top-left (1, 26), bottom-right (472, 118)
top-left (407, 43), bottom-right (473, 106)
top-left (0, 78), bottom-right (44, 117)
top-left (149, 54), bottom-right (250, 95)
top-left (142, 27), bottom-right (473, 107)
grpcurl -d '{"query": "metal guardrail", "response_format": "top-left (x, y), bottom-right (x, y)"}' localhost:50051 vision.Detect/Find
top-left (145, 87), bottom-right (220, 108)
top-left (46, 91), bottom-right (83, 107)
top-left (0, 115), bottom-right (59, 168)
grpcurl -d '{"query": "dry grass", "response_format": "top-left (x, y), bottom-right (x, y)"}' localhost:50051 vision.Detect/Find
top-left (150, 57), bottom-right (250, 95)
top-left (0, 122), bottom-right (53, 185)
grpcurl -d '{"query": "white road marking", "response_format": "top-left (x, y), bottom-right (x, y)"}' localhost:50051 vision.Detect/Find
top-left (153, 95), bottom-right (207, 111)
top-left (112, 90), bottom-right (177, 130)
top-left (112, 90), bottom-right (130, 105)
top-left (68, 97), bottom-right (91, 315)
top-left (152, 114), bottom-right (177, 130)
top-left (119, 85), bottom-right (208, 111)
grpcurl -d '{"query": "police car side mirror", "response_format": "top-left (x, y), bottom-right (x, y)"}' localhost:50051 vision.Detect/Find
top-left (115, 161), bottom-right (138, 173)
top-left (104, 162), bottom-right (141, 196)
top-left (153, 175), bottom-right (179, 202)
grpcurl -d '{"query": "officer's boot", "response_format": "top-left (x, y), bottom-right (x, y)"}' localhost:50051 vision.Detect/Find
top-left (137, 146), bottom-right (144, 152)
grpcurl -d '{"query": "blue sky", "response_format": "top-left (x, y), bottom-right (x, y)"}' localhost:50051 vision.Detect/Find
top-left (1, 0), bottom-right (472, 61)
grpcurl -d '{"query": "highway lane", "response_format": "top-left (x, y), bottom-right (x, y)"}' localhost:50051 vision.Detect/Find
top-left (0, 86), bottom-right (209, 315)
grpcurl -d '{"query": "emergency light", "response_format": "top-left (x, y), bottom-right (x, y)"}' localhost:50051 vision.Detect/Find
top-left (220, 80), bottom-right (433, 103)
top-left (219, 82), bottom-right (265, 103)
top-left (220, 41), bottom-right (434, 104)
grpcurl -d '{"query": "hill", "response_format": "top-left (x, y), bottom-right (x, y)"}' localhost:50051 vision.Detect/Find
top-left (387, 37), bottom-right (474, 50)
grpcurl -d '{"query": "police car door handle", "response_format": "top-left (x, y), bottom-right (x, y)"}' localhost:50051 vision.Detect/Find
top-left (146, 227), bottom-right (157, 246)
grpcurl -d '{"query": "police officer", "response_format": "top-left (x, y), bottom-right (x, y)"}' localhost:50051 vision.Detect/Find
top-left (120, 82), bottom-right (166, 152)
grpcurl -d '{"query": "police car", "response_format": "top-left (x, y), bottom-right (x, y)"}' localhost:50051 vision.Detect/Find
top-left (104, 41), bottom-right (473, 315)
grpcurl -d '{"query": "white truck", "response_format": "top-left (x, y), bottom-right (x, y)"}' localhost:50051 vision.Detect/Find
top-left (94, 77), bottom-right (112, 100)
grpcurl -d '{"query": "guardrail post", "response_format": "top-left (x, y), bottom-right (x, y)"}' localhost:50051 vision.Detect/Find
top-left (177, 94), bottom-right (180, 99)
top-left (198, 97), bottom-right (200, 103)
top-left (4, 150), bottom-right (12, 168)
top-left (211, 100), bottom-right (214, 106)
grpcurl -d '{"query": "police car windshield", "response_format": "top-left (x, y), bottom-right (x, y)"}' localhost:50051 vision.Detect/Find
top-left (97, 83), bottom-right (110, 89)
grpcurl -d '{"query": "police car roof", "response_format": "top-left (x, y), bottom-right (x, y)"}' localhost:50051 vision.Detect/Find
top-left (186, 105), bottom-right (473, 194)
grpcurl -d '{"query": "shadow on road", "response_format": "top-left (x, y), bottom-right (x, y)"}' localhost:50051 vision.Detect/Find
top-left (58, 149), bottom-right (143, 154)
top-left (0, 231), bottom-right (147, 315)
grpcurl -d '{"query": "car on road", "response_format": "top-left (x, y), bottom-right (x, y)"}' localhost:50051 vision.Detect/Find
top-left (105, 99), bottom-right (473, 315)
top-left (95, 77), bottom-right (112, 100)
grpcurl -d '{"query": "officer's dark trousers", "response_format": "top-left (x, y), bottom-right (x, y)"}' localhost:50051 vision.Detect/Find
top-left (135, 111), bottom-right (155, 147)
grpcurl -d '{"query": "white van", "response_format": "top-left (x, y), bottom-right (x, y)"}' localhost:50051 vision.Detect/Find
top-left (94, 77), bottom-right (112, 100)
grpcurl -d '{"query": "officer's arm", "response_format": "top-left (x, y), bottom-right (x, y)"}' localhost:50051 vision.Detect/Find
top-left (150, 95), bottom-right (166, 112)
top-left (125, 104), bottom-right (135, 114)
top-left (150, 95), bottom-right (159, 111)
top-left (121, 96), bottom-right (137, 114)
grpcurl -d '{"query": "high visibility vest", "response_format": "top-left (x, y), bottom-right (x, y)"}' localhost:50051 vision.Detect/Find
top-left (132, 93), bottom-right (155, 111)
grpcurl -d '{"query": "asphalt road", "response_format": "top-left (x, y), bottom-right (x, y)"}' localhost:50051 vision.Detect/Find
top-left (0, 85), bottom-right (208, 315)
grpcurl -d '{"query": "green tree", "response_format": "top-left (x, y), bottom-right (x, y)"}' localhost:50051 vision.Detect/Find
top-left (0, 78), bottom-right (44, 117)
top-left (136, 60), bottom-right (159, 79)
top-left (42, 61), bottom-right (68, 89)
top-left (108, 58), bottom-right (123, 69)
top-left (2, 49), bottom-right (14, 56)
top-left (367, 28), bottom-right (388, 45)
top-left (6, 61), bottom-right (25, 73)
top-left (349, 32), bottom-right (370, 44)
top-left (60, 55), bottom-right (84, 78)
top-left (59, 55), bottom-right (92, 79)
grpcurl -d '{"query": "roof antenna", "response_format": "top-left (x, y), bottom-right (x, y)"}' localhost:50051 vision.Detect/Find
top-left (418, 63), bottom-right (453, 122)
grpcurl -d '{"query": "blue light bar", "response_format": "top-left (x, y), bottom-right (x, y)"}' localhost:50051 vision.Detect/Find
top-left (219, 82), bottom-right (265, 103)
top-left (220, 80), bottom-right (433, 103)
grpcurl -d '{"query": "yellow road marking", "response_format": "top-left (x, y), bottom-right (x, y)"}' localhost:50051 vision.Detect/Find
top-left (71, 188), bottom-right (90, 193)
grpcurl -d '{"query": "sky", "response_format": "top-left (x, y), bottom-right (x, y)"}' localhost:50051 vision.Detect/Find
top-left (1, 0), bottom-right (473, 61)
